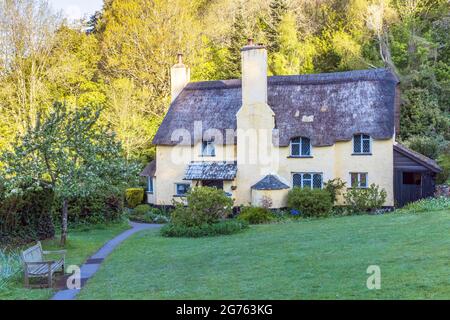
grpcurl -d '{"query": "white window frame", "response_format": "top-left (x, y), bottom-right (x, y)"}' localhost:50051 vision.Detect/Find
top-left (175, 183), bottom-right (190, 196)
top-left (292, 172), bottom-right (323, 189)
top-left (349, 172), bottom-right (368, 188)
top-left (353, 134), bottom-right (372, 154)
top-left (147, 177), bottom-right (154, 194)
top-left (290, 137), bottom-right (312, 157)
top-left (201, 140), bottom-right (215, 157)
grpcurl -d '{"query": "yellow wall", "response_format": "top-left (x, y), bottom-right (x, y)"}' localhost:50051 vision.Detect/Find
top-left (154, 143), bottom-right (236, 205)
top-left (252, 189), bottom-right (288, 209)
top-left (153, 138), bottom-right (394, 208)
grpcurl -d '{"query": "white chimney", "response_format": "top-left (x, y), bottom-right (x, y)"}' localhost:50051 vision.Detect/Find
top-left (171, 53), bottom-right (190, 103)
top-left (241, 39), bottom-right (268, 106)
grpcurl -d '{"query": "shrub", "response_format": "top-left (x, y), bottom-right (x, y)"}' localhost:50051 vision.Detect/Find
top-left (344, 184), bottom-right (387, 213)
top-left (161, 220), bottom-right (248, 238)
top-left (54, 190), bottom-right (125, 227)
top-left (125, 188), bottom-right (144, 208)
top-left (129, 205), bottom-right (170, 224)
top-left (324, 178), bottom-right (346, 203)
top-left (171, 187), bottom-right (233, 227)
top-left (0, 184), bottom-right (55, 245)
top-left (134, 204), bottom-right (151, 216)
top-left (237, 206), bottom-right (273, 224)
top-left (287, 187), bottom-right (333, 218)
top-left (396, 197), bottom-right (450, 213)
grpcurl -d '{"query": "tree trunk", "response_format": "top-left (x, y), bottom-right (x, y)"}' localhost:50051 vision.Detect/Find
top-left (60, 199), bottom-right (68, 246)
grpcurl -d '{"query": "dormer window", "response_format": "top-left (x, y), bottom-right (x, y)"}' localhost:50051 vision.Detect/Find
top-left (290, 137), bottom-right (311, 157)
top-left (353, 134), bottom-right (371, 154)
top-left (201, 140), bottom-right (215, 157)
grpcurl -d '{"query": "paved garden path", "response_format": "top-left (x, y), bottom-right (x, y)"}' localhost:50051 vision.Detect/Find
top-left (51, 222), bottom-right (161, 300)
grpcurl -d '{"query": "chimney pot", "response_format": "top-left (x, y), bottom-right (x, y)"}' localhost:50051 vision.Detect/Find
top-left (247, 38), bottom-right (254, 46)
top-left (177, 53), bottom-right (183, 64)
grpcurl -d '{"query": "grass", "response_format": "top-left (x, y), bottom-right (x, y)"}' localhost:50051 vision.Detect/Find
top-left (78, 210), bottom-right (450, 300)
top-left (0, 222), bottom-right (129, 300)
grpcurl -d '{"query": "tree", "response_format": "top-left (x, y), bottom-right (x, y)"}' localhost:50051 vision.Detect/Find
top-left (270, 13), bottom-right (316, 75)
top-left (1, 103), bottom-right (140, 245)
top-left (0, 0), bottom-right (61, 140)
top-left (223, 4), bottom-right (247, 79)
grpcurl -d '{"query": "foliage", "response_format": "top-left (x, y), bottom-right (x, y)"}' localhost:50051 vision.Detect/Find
top-left (344, 184), bottom-right (387, 213)
top-left (0, 0), bottom-right (449, 167)
top-left (396, 197), bottom-right (450, 214)
top-left (287, 187), bottom-right (333, 218)
top-left (171, 187), bottom-right (234, 227)
top-left (237, 206), bottom-right (273, 224)
top-left (260, 195), bottom-right (273, 209)
top-left (0, 184), bottom-right (55, 246)
top-left (0, 250), bottom-right (22, 290)
top-left (56, 190), bottom-right (124, 227)
top-left (133, 204), bottom-right (152, 216)
top-left (125, 189), bottom-right (145, 209)
top-left (128, 204), bottom-right (169, 224)
top-left (0, 103), bottom-right (139, 245)
top-left (437, 147), bottom-right (450, 184)
top-left (405, 135), bottom-right (445, 159)
top-left (324, 178), bottom-right (347, 203)
top-left (161, 220), bottom-right (248, 238)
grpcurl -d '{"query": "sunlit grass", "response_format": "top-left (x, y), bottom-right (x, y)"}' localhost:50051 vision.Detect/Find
top-left (79, 211), bottom-right (450, 300)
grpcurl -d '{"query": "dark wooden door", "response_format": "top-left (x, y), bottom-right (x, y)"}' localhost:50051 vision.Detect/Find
top-left (395, 170), bottom-right (422, 207)
top-left (202, 180), bottom-right (224, 190)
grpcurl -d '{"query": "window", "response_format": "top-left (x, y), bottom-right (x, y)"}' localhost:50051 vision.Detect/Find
top-left (201, 140), bottom-right (215, 156)
top-left (350, 173), bottom-right (368, 188)
top-left (147, 177), bottom-right (153, 193)
top-left (175, 183), bottom-right (190, 196)
top-left (293, 173), bottom-right (323, 189)
top-left (403, 172), bottom-right (421, 185)
top-left (290, 137), bottom-right (311, 156)
top-left (353, 134), bottom-right (371, 154)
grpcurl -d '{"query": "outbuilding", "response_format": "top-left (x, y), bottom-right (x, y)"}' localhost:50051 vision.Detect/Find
top-left (394, 143), bottom-right (442, 207)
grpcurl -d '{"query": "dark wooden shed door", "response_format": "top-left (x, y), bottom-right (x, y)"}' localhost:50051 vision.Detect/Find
top-left (395, 171), bottom-right (422, 207)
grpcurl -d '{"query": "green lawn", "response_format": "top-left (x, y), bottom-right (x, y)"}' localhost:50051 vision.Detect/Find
top-left (0, 223), bottom-right (129, 300)
top-left (78, 210), bottom-right (450, 300)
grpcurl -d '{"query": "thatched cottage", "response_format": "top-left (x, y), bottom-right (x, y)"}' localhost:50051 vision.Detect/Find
top-left (141, 40), bottom-right (441, 208)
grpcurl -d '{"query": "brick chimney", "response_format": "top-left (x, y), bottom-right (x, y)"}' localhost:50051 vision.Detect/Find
top-left (171, 53), bottom-right (190, 103)
top-left (241, 38), bottom-right (268, 106)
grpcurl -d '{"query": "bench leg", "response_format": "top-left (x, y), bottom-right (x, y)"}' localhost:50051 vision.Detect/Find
top-left (48, 272), bottom-right (53, 288)
top-left (24, 273), bottom-right (29, 288)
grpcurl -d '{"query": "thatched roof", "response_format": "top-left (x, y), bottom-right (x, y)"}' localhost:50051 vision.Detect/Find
top-left (183, 161), bottom-right (237, 181)
top-left (251, 175), bottom-right (290, 190)
top-left (140, 160), bottom-right (156, 177)
top-left (153, 68), bottom-right (399, 147)
top-left (394, 144), bottom-right (442, 173)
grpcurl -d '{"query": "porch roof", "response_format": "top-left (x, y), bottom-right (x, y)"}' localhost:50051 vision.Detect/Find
top-left (252, 174), bottom-right (290, 190)
top-left (184, 161), bottom-right (237, 181)
top-left (140, 160), bottom-right (156, 177)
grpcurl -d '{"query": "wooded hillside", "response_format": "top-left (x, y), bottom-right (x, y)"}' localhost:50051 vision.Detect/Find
top-left (0, 0), bottom-right (448, 180)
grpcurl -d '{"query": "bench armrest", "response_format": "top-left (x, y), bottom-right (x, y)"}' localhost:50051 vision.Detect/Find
top-left (43, 250), bottom-right (67, 256)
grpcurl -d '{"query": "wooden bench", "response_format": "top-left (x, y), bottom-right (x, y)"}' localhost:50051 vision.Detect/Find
top-left (21, 241), bottom-right (66, 288)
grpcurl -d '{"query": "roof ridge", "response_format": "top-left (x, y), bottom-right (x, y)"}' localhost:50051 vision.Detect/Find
top-left (185, 68), bottom-right (398, 91)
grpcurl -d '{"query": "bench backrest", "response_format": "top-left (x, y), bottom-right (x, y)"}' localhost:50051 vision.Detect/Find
top-left (21, 241), bottom-right (43, 263)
